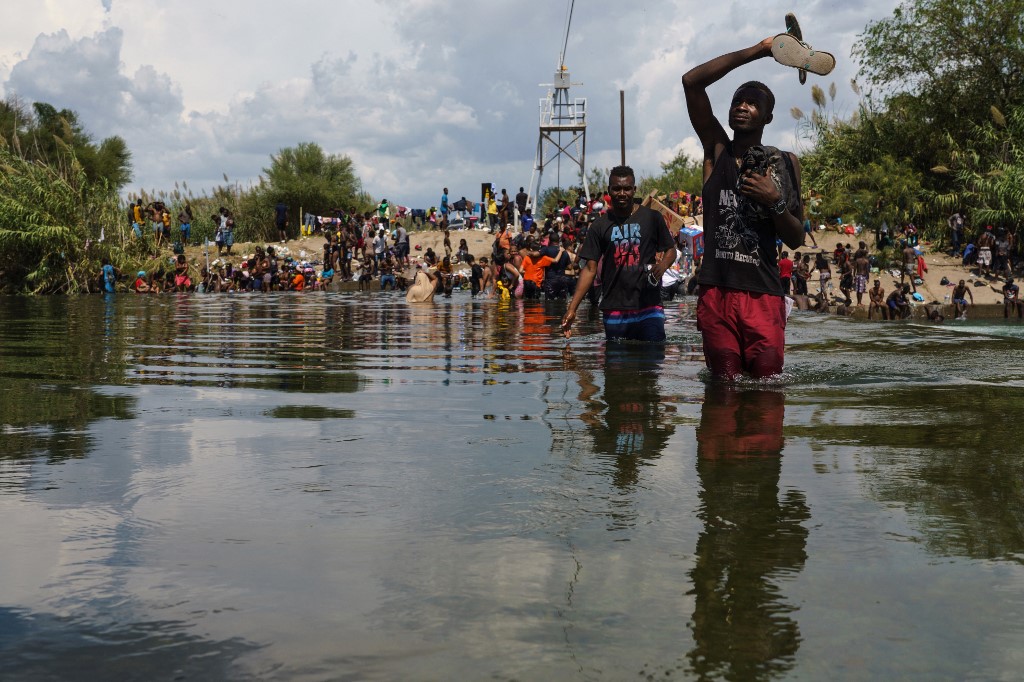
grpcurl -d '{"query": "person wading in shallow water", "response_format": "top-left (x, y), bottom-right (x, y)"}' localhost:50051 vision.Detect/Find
top-left (682, 35), bottom-right (805, 379)
top-left (561, 165), bottom-right (676, 343)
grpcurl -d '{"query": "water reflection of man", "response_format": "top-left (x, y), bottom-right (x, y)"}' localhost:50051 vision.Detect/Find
top-left (571, 345), bottom-right (675, 491)
top-left (688, 386), bottom-right (809, 679)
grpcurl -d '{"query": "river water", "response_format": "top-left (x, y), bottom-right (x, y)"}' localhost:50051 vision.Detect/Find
top-left (1, 293), bottom-right (1022, 681)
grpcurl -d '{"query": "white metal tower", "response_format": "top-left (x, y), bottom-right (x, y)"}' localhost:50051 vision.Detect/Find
top-left (526, 1), bottom-right (590, 213)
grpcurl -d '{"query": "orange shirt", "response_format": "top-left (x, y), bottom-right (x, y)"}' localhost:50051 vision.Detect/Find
top-left (520, 254), bottom-right (554, 286)
top-left (291, 273), bottom-right (305, 290)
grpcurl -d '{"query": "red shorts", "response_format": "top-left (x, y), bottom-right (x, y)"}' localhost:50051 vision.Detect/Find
top-left (696, 286), bottom-right (786, 379)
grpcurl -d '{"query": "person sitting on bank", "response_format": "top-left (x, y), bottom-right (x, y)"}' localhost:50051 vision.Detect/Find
top-left (994, 277), bottom-right (1022, 319)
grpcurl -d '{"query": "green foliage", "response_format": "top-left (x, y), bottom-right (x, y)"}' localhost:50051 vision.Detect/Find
top-left (129, 178), bottom-right (270, 245)
top-left (0, 148), bottom-right (133, 293)
top-left (796, 80), bottom-right (927, 234)
top-left (0, 95), bottom-right (374, 291)
top-left (0, 97), bottom-right (133, 191)
top-left (803, 0), bottom-right (1024, 240)
top-left (855, 0), bottom-right (1024, 127)
top-left (637, 150), bottom-right (703, 198)
top-left (262, 142), bottom-right (369, 229)
top-left (932, 105), bottom-right (1024, 228)
top-left (537, 185), bottom-right (586, 217)
top-left (584, 165), bottom-right (607, 195)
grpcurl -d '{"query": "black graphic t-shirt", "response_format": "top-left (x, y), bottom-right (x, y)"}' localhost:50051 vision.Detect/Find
top-left (698, 145), bottom-right (802, 296)
top-left (578, 205), bottom-right (674, 311)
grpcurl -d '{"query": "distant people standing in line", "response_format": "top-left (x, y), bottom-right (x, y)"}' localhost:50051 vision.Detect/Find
top-left (814, 251), bottom-right (830, 294)
top-left (778, 251), bottom-right (793, 296)
top-left (395, 223), bottom-right (410, 266)
top-left (977, 226), bottom-right (995, 277)
top-left (129, 201), bottom-right (141, 237)
top-left (901, 241), bottom-right (917, 293)
top-left (515, 187), bottom-right (528, 218)
top-left (948, 210), bottom-right (965, 256)
top-left (853, 249), bottom-right (870, 306)
top-left (213, 213), bottom-right (225, 255)
top-left (498, 188), bottom-right (511, 227)
top-left (487, 193), bottom-right (499, 231)
top-left (161, 205), bottom-right (172, 246)
top-left (148, 201), bottom-right (164, 248)
top-left (219, 207), bottom-right (235, 255)
top-left (178, 202), bottom-right (194, 245)
top-left (275, 200), bottom-right (289, 243)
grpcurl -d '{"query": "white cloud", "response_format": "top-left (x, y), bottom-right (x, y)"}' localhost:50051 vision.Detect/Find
top-left (2, 0), bottom-right (901, 208)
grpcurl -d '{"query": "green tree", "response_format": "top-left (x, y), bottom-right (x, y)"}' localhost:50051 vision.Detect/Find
top-left (854, 0), bottom-right (1024, 188)
top-left (794, 79), bottom-right (929, 241)
top-left (0, 147), bottom-right (128, 293)
top-left (638, 150), bottom-right (703, 198)
top-left (932, 105), bottom-right (1024, 230)
top-left (0, 97), bottom-right (30, 154)
top-left (263, 142), bottom-right (366, 231)
top-left (11, 101), bottom-right (133, 191)
top-left (855, 0), bottom-right (1024, 125)
top-left (537, 185), bottom-right (585, 218)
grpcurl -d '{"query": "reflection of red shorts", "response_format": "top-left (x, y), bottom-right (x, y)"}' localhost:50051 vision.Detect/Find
top-left (697, 387), bottom-right (785, 459)
top-left (696, 286), bottom-right (786, 379)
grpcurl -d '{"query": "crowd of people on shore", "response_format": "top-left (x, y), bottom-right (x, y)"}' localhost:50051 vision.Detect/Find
top-left (103, 196), bottom-right (1022, 322)
top-left (109, 176), bottom-right (1023, 323)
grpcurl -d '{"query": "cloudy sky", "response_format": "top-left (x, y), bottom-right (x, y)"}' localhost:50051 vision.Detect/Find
top-left (2, 0), bottom-right (898, 209)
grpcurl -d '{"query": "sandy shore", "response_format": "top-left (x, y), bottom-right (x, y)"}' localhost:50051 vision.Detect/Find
top-left (804, 228), bottom-right (1006, 306)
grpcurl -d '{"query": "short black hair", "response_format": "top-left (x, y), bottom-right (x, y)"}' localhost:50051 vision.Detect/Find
top-left (609, 165), bottom-right (635, 182)
top-left (735, 81), bottom-right (775, 113)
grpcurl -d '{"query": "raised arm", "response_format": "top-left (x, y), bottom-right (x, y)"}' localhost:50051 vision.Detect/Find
top-left (682, 38), bottom-right (775, 172)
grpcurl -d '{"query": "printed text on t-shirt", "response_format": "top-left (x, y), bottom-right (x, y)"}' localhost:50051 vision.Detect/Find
top-left (611, 223), bottom-right (641, 268)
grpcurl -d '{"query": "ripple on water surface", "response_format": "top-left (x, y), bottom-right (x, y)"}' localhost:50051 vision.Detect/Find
top-left (1, 293), bottom-right (1023, 680)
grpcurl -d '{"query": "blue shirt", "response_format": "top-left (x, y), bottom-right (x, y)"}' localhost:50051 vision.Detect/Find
top-left (441, 193), bottom-right (449, 213)
top-left (102, 264), bottom-right (116, 293)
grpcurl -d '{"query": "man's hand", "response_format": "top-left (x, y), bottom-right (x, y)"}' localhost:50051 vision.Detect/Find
top-left (738, 170), bottom-right (782, 207)
top-left (561, 309), bottom-right (577, 338)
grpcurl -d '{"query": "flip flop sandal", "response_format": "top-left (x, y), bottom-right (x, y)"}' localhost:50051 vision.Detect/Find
top-left (785, 12), bottom-right (807, 85)
top-left (771, 33), bottom-right (836, 76)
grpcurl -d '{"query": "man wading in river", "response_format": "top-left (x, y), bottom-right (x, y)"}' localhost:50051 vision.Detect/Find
top-left (561, 165), bottom-right (676, 342)
top-left (683, 35), bottom-right (805, 378)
